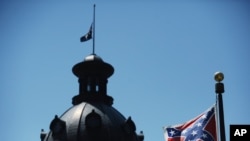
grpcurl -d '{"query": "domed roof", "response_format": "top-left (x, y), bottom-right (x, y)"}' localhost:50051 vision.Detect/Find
top-left (84, 54), bottom-right (103, 62)
top-left (43, 102), bottom-right (142, 141)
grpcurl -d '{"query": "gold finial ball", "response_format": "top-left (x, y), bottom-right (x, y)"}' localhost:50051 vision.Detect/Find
top-left (214, 71), bottom-right (224, 82)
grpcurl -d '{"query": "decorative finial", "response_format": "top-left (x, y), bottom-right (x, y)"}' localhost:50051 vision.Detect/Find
top-left (214, 71), bottom-right (224, 82)
top-left (138, 131), bottom-right (144, 141)
top-left (40, 129), bottom-right (47, 141)
top-left (214, 71), bottom-right (225, 94)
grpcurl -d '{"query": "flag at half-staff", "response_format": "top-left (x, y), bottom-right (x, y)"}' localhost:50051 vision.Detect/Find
top-left (80, 24), bottom-right (92, 42)
top-left (80, 5), bottom-right (96, 54)
top-left (163, 105), bottom-right (218, 141)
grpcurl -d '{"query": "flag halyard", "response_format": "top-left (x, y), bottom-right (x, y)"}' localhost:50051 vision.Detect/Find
top-left (164, 105), bottom-right (217, 141)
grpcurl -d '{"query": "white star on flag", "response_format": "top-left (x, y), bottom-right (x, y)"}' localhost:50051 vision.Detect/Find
top-left (191, 130), bottom-right (197, 136)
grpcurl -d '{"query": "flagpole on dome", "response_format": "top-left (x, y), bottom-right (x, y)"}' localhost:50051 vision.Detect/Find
top-left (79, 5), bottom-right (97, 55)
top-left (214, 72), bottom-right (226, 141)
top-left (92, 4), bottom-right (96, 55)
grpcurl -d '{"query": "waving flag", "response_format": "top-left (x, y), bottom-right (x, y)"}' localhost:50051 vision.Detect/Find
top-left (163, 105), bottom-right (217, 141)
top-left (80, 24), bottom-right (92, 42)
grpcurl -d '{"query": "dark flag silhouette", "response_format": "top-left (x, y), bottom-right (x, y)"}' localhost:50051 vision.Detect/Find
top-left (163, 105), bottom-right (218, 141)
top-left (80, 24), bottom-right (92, 42)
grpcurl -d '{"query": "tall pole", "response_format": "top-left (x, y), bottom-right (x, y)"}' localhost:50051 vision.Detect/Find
top-left (214, 72), bottom-right (226, 141)
top-left (93, 4), bottom-right (96, 54)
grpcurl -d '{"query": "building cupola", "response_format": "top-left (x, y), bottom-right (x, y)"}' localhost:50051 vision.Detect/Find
top-left (41, 53), bottom-right (144, 141)
top-left (72, 54), bottom-right (114, 106)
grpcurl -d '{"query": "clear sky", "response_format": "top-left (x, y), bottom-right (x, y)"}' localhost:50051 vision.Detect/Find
top-left (1, 0), bottom-right (249, 141)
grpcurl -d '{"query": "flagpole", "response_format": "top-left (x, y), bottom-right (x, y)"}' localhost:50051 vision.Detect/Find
top-left (214, 72), bottom-right (226, 141)
top-left (92, 4), bottom-right (96, 55)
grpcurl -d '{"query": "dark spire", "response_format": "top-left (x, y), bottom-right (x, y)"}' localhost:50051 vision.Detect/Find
top-left (72, 54), bottom-right (114, 106)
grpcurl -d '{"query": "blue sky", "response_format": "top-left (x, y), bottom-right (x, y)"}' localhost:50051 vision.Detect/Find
top-left (1, 0), bottom-right (249, 141)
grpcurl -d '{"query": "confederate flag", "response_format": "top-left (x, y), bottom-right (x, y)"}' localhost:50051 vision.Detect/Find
top-left (163, 105), bottom-right (218, 141)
